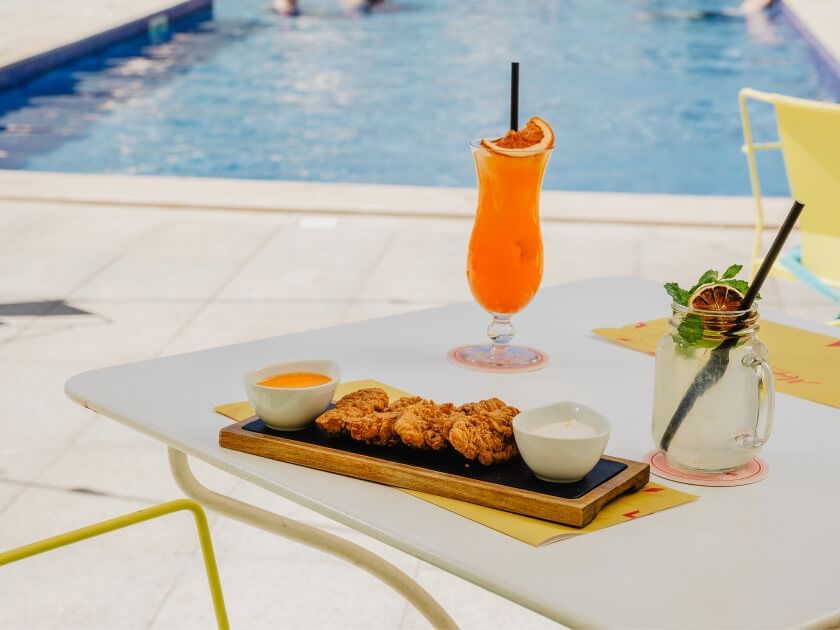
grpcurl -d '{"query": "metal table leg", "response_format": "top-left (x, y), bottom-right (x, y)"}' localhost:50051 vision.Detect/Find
top-left (168, 447), bottom-right (457, 629)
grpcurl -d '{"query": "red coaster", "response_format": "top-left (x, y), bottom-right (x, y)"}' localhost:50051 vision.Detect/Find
top-left (644, 450), bottom-right (768, 487)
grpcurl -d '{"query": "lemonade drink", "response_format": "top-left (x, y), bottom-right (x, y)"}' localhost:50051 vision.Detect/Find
top-left (652, 270), bottom-right (775, 472)
top-left (652, 334), bottom-right (765, 471)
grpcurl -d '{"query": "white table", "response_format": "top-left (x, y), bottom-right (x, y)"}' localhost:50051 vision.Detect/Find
top-left (65, 278), bottom-right (840, 628)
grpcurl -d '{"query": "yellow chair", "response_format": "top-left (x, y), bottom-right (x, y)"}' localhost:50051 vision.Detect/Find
top-left (0, 499), bottom-right (229, 629)
top-left (739, 88), bottom-right (840, 325)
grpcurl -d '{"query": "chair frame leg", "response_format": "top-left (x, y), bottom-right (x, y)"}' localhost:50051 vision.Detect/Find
top-left (168, 447), bottom-right (458, 629)
top-left (0, 498), bottom-right (230, 630)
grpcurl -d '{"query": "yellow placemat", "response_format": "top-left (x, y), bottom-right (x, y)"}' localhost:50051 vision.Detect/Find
top-left (405, 481), bottom-right (694, 546)
top-left (594, 319), bottom-right (840, 408)
top-left (215, 379), bottom-right (697, 546)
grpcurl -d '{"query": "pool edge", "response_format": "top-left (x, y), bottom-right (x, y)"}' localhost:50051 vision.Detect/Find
top-left (780, 0), bottom-right (840, 95)
top-left (0, 0), bottom-right (213, 91)
top-left (0, 170), bottom-right (794, 229)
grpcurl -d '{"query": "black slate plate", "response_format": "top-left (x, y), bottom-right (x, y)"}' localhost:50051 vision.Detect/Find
top-left (242, 418), bottom-right (625, 500)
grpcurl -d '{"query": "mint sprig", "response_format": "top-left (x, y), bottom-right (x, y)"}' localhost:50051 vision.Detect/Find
top-left (664, 264), bottom-right (758, 307)
top-left (664, 264), bottom-right (759, 352)
top-left (664, 282), bottom-right (689, 305)
top-left (721, 264), bottom-right (741, 279)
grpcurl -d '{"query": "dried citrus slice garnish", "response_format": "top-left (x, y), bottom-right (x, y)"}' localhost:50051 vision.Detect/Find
top-left (481, 117), bottom-right (554, 156)
top-left (688, 283), bottom-right (745, 311)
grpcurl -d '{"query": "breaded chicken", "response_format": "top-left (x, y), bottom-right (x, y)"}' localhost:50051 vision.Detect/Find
top-left (346, 410), bottom-right (401, 447)
top-left (388, 396), bottom-right (424, 410)
top-left (393, 400), bottom-right (456, 450)
top-left (342, 395), bottom-right (443, 448)
top-left (315, 388), bottom-right (389, 436)
top-left (448, 398), bottom-right (520, 465)
top-left (318, 390), bottom-right (519, 466)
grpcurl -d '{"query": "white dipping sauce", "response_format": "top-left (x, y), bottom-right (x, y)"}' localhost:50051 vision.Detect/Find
top-left (531, 419), bottom-right (599, 439)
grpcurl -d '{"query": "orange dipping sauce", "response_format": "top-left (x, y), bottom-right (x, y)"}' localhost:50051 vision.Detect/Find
top-left (257, 371), bottom-right (332, 388)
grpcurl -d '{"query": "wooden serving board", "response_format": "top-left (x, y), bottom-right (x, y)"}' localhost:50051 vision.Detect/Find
top-left (220, 418), bottom-right (649, 528)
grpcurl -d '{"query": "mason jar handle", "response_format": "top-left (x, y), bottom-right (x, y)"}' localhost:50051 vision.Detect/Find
top-left (742, 354), bottom-right (775, 449)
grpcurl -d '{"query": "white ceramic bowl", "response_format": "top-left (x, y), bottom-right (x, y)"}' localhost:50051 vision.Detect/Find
top-left (513, 401), bottom-right (611, 483)
top-left (244, 360), bottom-right (340, 431)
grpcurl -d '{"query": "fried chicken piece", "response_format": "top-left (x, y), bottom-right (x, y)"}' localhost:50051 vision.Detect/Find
top-left (346, 410), bottom-right (401, 447)
top-left (458, 398), bottom-right (512, 415)
top-left (315, 388), bottom-right (389, 436)
top-left (318, 390), bottom-right (519, 465)
top-left (315, 408), bottom-right (351, 435)
top-left (394, 400), bottom-right (456, 450)
top-left (338, 387), bottom-right (390, 413)
top-left (448, 398), bottom-right (520, 465)
top-left (389, 396), bottom-right (423, 410)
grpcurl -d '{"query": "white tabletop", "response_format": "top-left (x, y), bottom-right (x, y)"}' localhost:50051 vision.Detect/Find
top-left (65, 278), bottom-right (840, 628)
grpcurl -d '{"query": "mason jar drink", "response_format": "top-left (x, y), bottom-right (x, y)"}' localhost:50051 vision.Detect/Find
top-left (652, 303), bottom-right (775, 472)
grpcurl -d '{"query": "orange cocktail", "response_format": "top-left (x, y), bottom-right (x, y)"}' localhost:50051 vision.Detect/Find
top-left (449, 117), bottom-right (553, 372)
top-left (468, 144), bottom-right (549, 314)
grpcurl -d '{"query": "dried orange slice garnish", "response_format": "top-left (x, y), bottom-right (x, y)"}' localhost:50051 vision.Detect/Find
top-left (481, 117), bottom-right (554, 156)
top-left (688, 283), bottom-right (745, 311)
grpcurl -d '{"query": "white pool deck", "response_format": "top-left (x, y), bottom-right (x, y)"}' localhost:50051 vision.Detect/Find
top-left (0, 0), bottom-right (210, 87)
top-left (0, 0), bottom-right (839, 629)
top-left (784, 0), bottom-right (840, 70)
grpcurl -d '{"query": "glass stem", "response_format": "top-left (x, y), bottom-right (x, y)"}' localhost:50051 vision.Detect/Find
top-left (487, 315), bottom-right (514, 356)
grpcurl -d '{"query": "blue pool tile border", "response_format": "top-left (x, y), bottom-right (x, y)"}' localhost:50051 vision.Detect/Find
top-left (780, 1), bottom-right (840, 96)
top-left (0, 0), bottom-right (213, 91)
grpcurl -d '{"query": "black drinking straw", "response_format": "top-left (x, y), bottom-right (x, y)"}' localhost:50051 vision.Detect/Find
top-left (659, 199), bottom-right (805, 452)
top-left (510, 62), bottom-right (519, 131)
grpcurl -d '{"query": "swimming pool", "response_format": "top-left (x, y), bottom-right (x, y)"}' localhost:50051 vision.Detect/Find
top-left (0, 0), bottom-right (836, 195)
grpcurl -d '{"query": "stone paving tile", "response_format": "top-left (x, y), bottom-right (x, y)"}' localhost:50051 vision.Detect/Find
top-left (358, 267), bottom-right (474, 304)
top-left (163, 300), bottom-right (350, 355)
top-left (0, 483), bottom-right (198, 555)
top-left (34, 416), bottom-right (239, 506)
top-left (0, 302), bottom-right (92, 349)
top-left (1, 300), bottom-right (204, 365)
top-left (0, 494), bottom-right (194, 629)
top-left (355, 220), bottom-right (471, 303)
top-left (637, 225), bottom-right (756, 284)
top-left (74, 216), bottom-right (273, 301)
top-left (153, 544), bottom-right (410, 630)
top-left (222, 477), bottom-right (358, 535)
top-left (0, 204), bottom-right (43, 247)
top-left (219, 219), bottom-right (394, 302)
top-left (0, 480), bottom-right (25, 517)
top-left (205, 479), bottom-right (555, 630)
top-left (401, 563), bottom-right (562, 630)
top-left (219, 479), bottom-right (422, 573)
top-left (541, 223), bottom-right (642, 284)
top-left (0, 208), bottom-right (162, 298)
top-left (0, 360), bottom-right (97, 482)
top-left (207, 497), bottom-right (420, 576)
top-left (0, 315), bottom-right (31, 345)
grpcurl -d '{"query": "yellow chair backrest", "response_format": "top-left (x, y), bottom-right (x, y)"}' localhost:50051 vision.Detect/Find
top-left (774, 95), bottom-right (840, 282)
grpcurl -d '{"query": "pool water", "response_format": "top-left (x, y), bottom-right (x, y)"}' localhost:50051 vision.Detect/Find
top-left (0, 0), bottom-right (836, 195)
